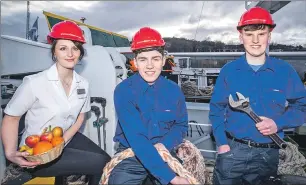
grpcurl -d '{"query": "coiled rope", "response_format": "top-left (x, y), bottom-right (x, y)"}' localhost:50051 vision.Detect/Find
top-left (100, 141), bottom-right (200, 184)
top-left (181, 81), bottom-right (213, 97)
top-left (278, 142), bottom-right (306, 176)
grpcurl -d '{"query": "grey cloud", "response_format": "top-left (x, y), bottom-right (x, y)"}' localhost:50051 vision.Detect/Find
top-left (1, 10), bottom-right (48, 41)
top-left (187, 1), bottom-right (243, 25)
top-left (1, 1), bottom-right (200, 41)
top-left (179, 24), bottom-right (233, 36)
top-left (269, 1), bottom-right (306, 45)
top-left (212, 1), bottom-right (245, 17)
top-left (273, 1), bottom-right (306, 31)
top-left (80, 1), bottom-right (198, 31)
top-left (221, 31), bottom-right (231, 37)
top-left (1, 1), bottom-right (305, 46)
top-left (182, 30), bottom-right (238, 43)
top-left (1, 12), bottom-right (26, 36)
top-left (188, 15), bottom-right (200, 25)
top-left (1, 1), bottom-right (25, 8)
top-left (1, 20), bottom-right (26, 38)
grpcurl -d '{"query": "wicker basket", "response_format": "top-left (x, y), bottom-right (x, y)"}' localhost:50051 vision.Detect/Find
top-left (25, 141), bottom-right (64, 164)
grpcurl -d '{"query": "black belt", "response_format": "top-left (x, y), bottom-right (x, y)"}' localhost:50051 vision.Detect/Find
top-left (226, 132), bottom-right (279, 149)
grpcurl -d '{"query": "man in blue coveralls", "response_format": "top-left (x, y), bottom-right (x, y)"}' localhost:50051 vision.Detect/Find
top-left (109, 27), bottom-right (190, 185)
top-left (209, 7), bottom-right (306, 185)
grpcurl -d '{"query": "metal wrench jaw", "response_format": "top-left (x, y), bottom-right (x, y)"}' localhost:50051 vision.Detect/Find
top-left (228, 93), bottom-right (252, 114)
top-left (236, 92), bottom-right (247, 101)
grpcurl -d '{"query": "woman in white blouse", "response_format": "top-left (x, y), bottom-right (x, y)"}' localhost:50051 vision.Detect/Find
top-left (1, 20), bottom-right (110, 185)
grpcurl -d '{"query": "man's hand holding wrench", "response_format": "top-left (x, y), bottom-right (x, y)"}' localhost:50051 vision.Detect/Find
top-left (228, 92), bottom-right (287, 149)
top-left (256, 116), bottom-right (278, 136)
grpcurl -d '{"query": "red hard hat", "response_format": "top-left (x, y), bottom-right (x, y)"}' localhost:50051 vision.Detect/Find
top-left (47, 20), bottom-right (86, 44)
top-left (131, 27), bottom-right (165, 51)
top-left (237, 7), bottom-right (276, 31)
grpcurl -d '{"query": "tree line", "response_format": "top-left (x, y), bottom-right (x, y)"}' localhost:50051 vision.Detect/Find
top-left (163, 37), bottom-right (306, 52)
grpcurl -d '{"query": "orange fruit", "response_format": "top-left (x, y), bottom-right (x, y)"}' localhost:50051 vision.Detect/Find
top-left (33, 141), bottom-right (53, 155)
top-left (51, 137), bottom-right (64, 147)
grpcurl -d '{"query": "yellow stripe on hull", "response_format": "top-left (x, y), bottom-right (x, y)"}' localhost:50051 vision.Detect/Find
top-left (23, 177), bottom-right (55, 184)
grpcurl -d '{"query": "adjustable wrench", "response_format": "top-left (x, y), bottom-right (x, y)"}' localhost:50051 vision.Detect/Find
top-left (228, 92), bottom-right (287, 149)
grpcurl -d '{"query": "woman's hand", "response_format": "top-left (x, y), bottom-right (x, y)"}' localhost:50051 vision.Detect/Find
top-left (62, 113), bottom-right (85, 144)
top-left (6, 151), bottom-right (40, 168)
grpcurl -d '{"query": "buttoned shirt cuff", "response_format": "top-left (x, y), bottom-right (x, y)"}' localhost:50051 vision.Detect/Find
top-left (215, 132), bottom-right (229, 147)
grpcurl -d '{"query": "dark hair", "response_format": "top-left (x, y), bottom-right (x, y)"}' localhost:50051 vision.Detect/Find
top-left (134, 46), bottom-right (165, 58)
top-left (242, 24), bottom-right (271, 32)
top-left (51, 39), bottom-right (85, 62)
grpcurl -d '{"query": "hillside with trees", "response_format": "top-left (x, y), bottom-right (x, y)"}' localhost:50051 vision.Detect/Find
top-left (163, 37), bottom-right (306, 52)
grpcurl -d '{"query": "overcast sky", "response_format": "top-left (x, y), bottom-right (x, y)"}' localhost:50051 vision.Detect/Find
top-left (1, 1), bottom-right (306, 46)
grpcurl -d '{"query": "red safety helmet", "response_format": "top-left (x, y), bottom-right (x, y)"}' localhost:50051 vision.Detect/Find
top-left (237, 7), bottom-right (276, 31)
top-left (47, 20), bottom-right (86, 44)
top-left (131, 27), bottom-right (165, 51)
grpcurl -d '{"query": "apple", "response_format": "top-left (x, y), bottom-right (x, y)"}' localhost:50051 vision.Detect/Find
top-left (40, 125), bottom-right (53, 142)
top-left (25, 135), bottom-right (40, 148)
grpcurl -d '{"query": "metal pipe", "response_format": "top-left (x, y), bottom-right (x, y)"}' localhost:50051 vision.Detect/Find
top-left (91, 97), bottom-right (107, 150)
top-left (26, 1), bottom-right (30, 39)
top-left (91, 106), bottom-right (101, 148)
top-left (101, 100), bottom-right (107, 151)
top-left (0, 83), bottom-right (5, 182)
top-left (168, 51), bottom-right (306, 57)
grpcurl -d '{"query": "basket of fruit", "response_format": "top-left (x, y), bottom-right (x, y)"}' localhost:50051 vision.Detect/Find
top-left (19, 125), bottom-right (65, 164)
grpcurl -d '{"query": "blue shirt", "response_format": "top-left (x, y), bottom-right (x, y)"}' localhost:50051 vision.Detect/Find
top-left (113, 73), bottom-right (188, 184)
top-left (209, 54), bottom-right (306, 146)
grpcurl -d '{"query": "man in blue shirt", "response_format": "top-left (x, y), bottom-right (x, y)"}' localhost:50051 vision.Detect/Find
top-left (209, 7), bottom-right (306, 185)
top-left (109, 27), bottom-right (190, 185)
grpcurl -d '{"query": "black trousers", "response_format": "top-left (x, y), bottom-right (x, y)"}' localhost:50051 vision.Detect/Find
top-left (4, 132), bottom-right (111, 185)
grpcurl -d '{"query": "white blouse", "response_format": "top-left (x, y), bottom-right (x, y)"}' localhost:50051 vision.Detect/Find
top-left (4, 63), bottom-right (90, 146)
